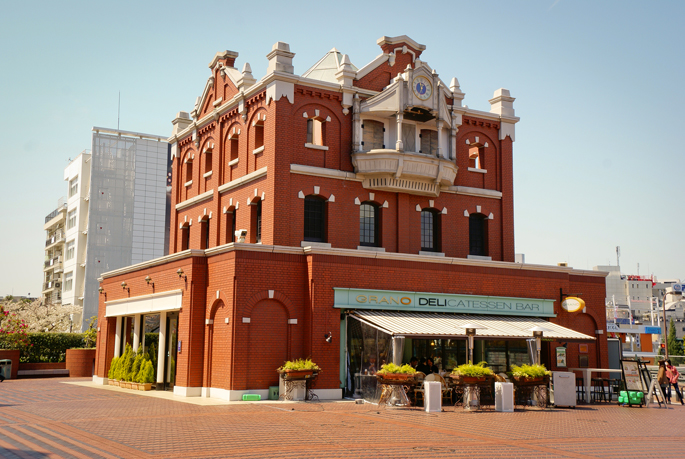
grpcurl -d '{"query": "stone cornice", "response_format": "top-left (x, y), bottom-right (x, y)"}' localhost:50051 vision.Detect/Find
top-left (100, 250), bottom-right (206, 279)
top-left (102, 243), bottom-right (607, 280)
top-left (175, 189), bottom-right (214, 211)
top-left (217, 167), bottom-right (267, 194)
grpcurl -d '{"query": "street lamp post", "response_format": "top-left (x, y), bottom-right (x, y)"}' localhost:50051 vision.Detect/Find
top-left (662, 289), bottom-right (683, 360)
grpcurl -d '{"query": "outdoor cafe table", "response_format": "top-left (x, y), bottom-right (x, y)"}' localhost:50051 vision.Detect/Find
top-left (568, 368), bottom-right (623, 403)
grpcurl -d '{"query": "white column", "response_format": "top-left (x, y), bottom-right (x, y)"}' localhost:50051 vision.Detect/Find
top-left (436, 120), bottom-right (443, 158)
top-left (157, 311), bottom-right (167, 386)
top-left (114, 317), bottom-right (122, 357)
top-left (132, 314), bottom-right (141, 352)
top-left (396, 113), bottom-right (404, 151)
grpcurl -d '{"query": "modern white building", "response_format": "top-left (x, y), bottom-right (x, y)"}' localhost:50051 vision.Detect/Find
top-left (43, 128), bottom-right (171, 331)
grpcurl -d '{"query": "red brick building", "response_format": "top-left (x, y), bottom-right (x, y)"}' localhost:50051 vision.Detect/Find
top-left (94, 35), bottom-right (608, 400)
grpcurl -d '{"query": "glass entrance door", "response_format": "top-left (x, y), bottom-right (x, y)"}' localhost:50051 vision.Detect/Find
top-left (165, 313), bottom-right (178, 390)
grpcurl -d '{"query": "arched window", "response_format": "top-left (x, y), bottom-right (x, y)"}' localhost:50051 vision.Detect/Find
top-left (421, 209), bottom-right (440, 252)
top-left (226, 210), bottom-right (236, 243)
top-left (304, 196), bottom-right (326, 242)
top-left (469, 213), bottom-right (488, 256)
top-left (359, 202), bottom-right (380, 247)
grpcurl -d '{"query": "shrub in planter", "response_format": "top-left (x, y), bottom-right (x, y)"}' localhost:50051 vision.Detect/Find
top-left (277, 358), bottom-right (321, 379)
top-left (376, 363), bottom-right (417, 380)
top-left (510, 364), bottom-right (550, 381)
top-left (451, 361), bottom-right (494, 382)
top-left (136, 361), bottom-right (155, 390)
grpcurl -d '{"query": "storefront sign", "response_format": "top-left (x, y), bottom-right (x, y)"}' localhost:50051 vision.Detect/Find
top-left (333, 288), bottom-right (556, 317)
top-left (606, 323), bottom-right (662, 335)
top-left (561, 297), bottom-right (585, 312)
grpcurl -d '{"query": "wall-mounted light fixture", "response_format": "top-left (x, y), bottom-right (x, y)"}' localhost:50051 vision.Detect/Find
top-left (145, 275), bottom-right (154, 287)
top-left (121, 281), bottom-right (129, 292)
top-left (324, 332), bottom-right (332, 343)
top-left (177, 268), bottom-right (187, 281)
top-left (98, 287), bottom-right (104, 294)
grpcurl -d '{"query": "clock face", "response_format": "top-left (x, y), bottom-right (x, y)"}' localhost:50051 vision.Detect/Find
top-left (413, 76), bottom-right (432, 101)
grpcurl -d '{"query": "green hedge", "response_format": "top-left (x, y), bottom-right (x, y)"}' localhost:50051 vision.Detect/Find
top-left (20, 333), bottom-right (88, 363)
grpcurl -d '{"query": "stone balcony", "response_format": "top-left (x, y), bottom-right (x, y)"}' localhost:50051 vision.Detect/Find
top-left (351, 149), bottom-right (458, 197)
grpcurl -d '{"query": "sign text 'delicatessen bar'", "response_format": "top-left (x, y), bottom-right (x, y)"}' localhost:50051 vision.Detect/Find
top-left (334, 288), bottom-right (556, 317)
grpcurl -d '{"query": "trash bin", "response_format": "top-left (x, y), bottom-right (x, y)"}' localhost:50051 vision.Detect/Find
top-left (0, 359), bottom-right (11, 380)
top-left (424, 381), bottom-right (442, 412)
top-left (495, 382), bottom-right (514, 412)
top-left (269, 386), bottom-right (279, 400)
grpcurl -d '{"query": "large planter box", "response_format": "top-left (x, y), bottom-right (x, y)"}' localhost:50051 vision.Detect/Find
top-left (0, 350), bottom-right (20, 380)
top-left (65, 348), bottom-right (96, 377)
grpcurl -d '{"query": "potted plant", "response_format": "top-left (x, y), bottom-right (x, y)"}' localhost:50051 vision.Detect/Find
top-left (451, 361), bottom-right (494, 384)
top-left (136, 361), bottom-right (154, 391)
top-left (510, 364), bottom-right (551, 383)
top-left (376, 363), bottom-right (417, 381)
top-left (277, 358), bottom-right (321, 379)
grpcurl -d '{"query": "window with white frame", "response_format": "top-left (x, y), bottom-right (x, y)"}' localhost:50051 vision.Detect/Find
top-left (67, 209), bottom-right (77, 229)
top-left (64, 272), bottom-right (73, 292)
top-left (66, 240), bottom-right (75, 260)
top-left (69, 177), bottom-right (78, 197)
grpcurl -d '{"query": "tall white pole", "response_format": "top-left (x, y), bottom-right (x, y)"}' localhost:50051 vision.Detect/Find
top-left (157, 312), bottom-right (167, 387)
top-left (114, 317), bottom-right (122, 358)
top-left (132, 314), bottom-right (141, 352)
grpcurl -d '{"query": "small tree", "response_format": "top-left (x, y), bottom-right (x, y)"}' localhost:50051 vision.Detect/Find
top-left (83, 316), bottom-right (98, 348)
top-left (667, 319), bottom-right (684, 356)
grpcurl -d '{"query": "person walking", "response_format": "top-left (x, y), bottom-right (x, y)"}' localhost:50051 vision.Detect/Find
top-left (665, 360), bottom-right (684, 405)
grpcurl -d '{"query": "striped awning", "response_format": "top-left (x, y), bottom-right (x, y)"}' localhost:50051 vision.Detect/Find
top-left (350, 310), bottom-right (594, 341)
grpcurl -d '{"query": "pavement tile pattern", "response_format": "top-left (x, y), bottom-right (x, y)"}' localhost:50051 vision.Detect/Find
top-left (0, 378), bottom-right (683, 458)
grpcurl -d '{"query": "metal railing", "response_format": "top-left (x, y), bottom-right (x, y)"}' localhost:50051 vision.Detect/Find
top-left (44, 256), bottom-right (62, 268)
top-left (45, 232), bottom-right (65, 247)
top-left (44, 201), bottom-right (67, 223)
top-left (42, 281), bottom-right (61, 292)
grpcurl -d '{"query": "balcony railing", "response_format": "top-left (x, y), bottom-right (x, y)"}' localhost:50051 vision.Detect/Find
top-left (44, 256), bottom-right (62, 269)
top-left (45, 198), bottom-right (67, 224)
top-left (45, 232), bottom-right (65, 247)
top-left (42, 281), bottom-right (61, 292)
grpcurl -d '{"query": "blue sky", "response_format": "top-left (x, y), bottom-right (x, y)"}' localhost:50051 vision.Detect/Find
top-left (0, 0), bottom-right (682, 296)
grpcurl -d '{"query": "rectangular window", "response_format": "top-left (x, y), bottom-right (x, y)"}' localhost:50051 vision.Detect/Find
top-left (306, 119), bottom-right (324, 146)
top-left (304, 197), bottom-right (326, 242)
top-left (362, 120), bottom-right (384, 150)
top-left (256, 201), bottom-right (262, 243)
top-left (69, 177), bottom-right (78, 197)
top-left (402, 124), bottom-right (416, 152)
top-left (67, 209), bottom-right (77, 229)
top-left (420, 129), bottom-right (438, 155)
top-left (64, 272), bottom-right (73, 292)
top-left (66, 240), bottom-right (75, 260)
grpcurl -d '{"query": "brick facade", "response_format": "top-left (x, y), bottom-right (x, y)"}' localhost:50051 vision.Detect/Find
top-left (95, 35), bottom-right (608, 400)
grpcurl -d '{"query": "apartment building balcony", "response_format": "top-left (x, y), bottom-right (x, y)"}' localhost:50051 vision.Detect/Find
top-left (44, 256), bottom-right (63, 272)
top-left (42, 280), bottom-right (62, 294)
top-left (351, 149), bottom-right (458, 197)
top-left (45, 231), bottom-right (65, 249)
top-left (44, 198), bottom-right (67, 229)
top-left (44, 291), bottom-right (62, 305)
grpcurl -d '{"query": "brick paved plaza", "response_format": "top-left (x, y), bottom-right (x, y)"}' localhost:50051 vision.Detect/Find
top-left (0, 378), bottom-right (682, 458)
